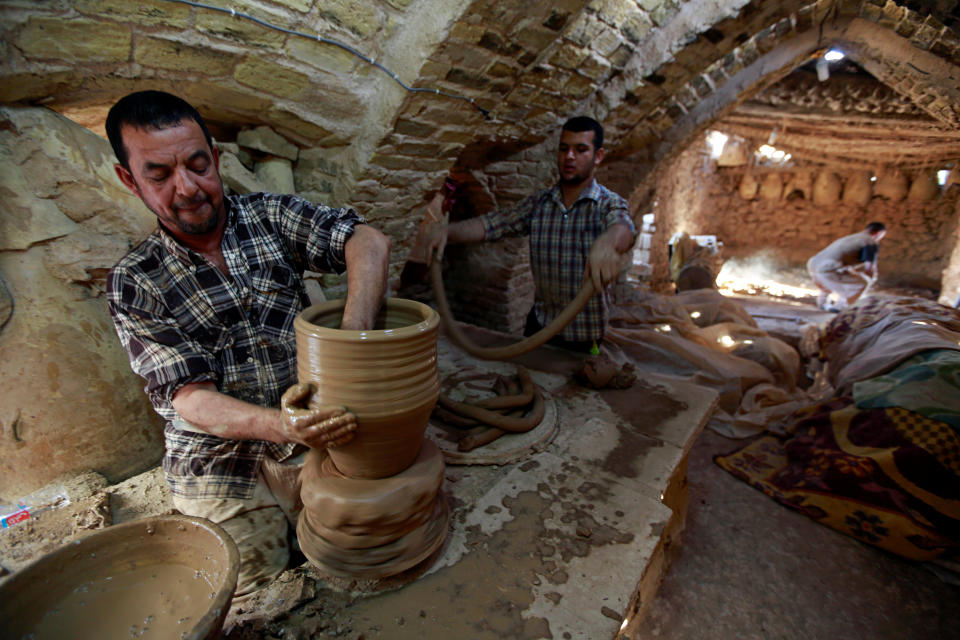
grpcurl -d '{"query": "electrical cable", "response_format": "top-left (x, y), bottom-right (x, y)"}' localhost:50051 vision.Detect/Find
top-left (158, 0), bottom-right (490, 118)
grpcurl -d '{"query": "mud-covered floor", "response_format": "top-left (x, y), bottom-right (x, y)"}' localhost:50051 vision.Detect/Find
top-left (634, 428), bottom-right (960, 640)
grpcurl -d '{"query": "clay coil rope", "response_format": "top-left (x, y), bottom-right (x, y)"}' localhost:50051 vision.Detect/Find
top-left (431, 366), bottom-right (546, 450)
top-left (472, 370), bottom-right (534, 409)
top-left (429, 259), bottom-right (596, 360)
top-left (458, 422), bottom-right (510, 452)
top-left (437, 372), bottom-right (543, 432)
top-left (456, 374), bottom-right (527, 451)
top-left (431, 405), bottom-right (479, 428)
top-left (457, 393), bottom-right (543, 452)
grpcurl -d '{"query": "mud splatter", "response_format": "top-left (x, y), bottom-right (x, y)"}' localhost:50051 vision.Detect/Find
top-left (599, 380), bottom-right (688, 478)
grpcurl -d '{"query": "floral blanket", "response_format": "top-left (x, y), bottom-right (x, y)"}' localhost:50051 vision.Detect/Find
top-left (716, 348), bottom-right (960, 560)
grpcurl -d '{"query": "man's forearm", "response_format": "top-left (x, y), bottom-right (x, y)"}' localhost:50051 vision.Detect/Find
top-left (604, 222), bottom-right (636, 253)
top-left (172, 382), bottom-right (282, 442)
top-left (447, 217), bottom-right (487, 245)
top-left (584, 222), bottom-right (637, 290)
top-left (342, 224), bottom-right (391, 330)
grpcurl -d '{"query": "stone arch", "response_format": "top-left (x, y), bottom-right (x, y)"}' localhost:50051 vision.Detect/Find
top-left (622, 16), bottom-right (960, 294)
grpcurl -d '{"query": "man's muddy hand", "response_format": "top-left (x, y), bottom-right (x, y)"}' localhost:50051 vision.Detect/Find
top-left (415, 193), bottom-right (448, 265)
top-left (280, 383), bottom-right (357, 449)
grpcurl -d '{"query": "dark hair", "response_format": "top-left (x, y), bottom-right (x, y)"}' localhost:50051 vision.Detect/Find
top-left (865, 221), bottom-right (886, 234)
top-left (106, 90), bottom-right (213, 169)
top-left (562, 116), bottom-right (604, 151)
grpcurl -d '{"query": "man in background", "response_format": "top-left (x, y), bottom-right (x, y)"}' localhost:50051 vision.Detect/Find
top-left (417, 116), bottom-right (636, 354)
top-left (807, 221), bottom-right (886, 311)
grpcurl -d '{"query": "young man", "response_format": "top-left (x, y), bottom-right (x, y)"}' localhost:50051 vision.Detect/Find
top-left (105, 90), bottom-right (390, 597)
top-left (807, 221), bottom-right (886, 311)
top-left (419, 116), bottom-right (636, 353)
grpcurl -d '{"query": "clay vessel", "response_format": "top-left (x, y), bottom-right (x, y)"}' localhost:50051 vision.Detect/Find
top-left (0, 514), bottom-right (239, 640)
top-left (759, 173), bottom-right (782, 200)
top-left (294, 298), bottom-right (440, 479)
top-left (812, 171), bottom-right (842, 205)
top-left (875, 170), bottom-right (907, 201)
top-left (737, 173), bottom-right (758, 200)
top-left (843, 171), bottom-right (872, 206)
top-left (908, 170), bottom-right (939, 201)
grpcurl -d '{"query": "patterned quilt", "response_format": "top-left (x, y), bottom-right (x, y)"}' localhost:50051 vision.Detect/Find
top-left (716, 347), bottom-right (960, 561)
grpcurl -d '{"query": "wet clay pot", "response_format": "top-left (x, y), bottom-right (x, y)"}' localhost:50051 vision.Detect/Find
top-left (0, 515), bottom-right (239, 640)
top-left (294, 298), bottom-right (440, 479)
top-left (297, 442), bottom-right (450, 580)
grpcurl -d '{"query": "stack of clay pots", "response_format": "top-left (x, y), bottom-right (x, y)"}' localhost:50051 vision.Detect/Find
top-left (293, 298), bottom-right (449, 580)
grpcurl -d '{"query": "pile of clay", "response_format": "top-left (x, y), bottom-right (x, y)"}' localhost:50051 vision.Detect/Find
top-left (293, 299), bottom-right (449, 580)
top-left (432, 365), bottom-right (545, 451)
top-left (297, 441), bottom-right (448, 579)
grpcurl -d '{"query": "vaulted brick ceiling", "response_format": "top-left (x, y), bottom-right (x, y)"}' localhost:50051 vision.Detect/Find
top-left (363, 0), bottom-right (960, 224)
top-left (717, 63), bottom-right (960, 171)
top-left (3, 0), bottom-right (959, 226)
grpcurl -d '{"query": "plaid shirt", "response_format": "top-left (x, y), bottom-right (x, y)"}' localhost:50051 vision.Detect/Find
top-left (481, 180), bottom-right (635, 342)
top-left (107, 193), bottom-right (363, 499)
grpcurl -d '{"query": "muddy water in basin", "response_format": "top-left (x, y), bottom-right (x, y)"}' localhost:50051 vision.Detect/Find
top-left (0, 515), bottom-right (238, 640)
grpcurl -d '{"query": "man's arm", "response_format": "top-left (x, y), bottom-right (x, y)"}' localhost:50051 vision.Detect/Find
top-left (584, 222), bottom-right (636, 291)
top-left (420, 217), bottom-right (487, 265)
top-left (172, 382), bottom-right (356, 448)
top-left (340, 224), bottom-right (391, 330)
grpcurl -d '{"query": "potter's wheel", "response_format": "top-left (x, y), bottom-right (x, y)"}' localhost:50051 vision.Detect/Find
top-left (426, 366), bottom-right (559, 465)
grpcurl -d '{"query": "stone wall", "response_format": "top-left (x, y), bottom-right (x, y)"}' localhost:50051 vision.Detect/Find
top-left (425, 142), bottom-right (555, 334)
top-left (0, 106), bottom-right (165, 500)
top-left (0, 0), bottom-right (466, 217)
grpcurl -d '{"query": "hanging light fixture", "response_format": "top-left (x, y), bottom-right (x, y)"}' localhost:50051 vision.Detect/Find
top-left (816, 58), bottom-right (830, 81)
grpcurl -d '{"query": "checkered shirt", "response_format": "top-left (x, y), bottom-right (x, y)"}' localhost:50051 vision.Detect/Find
top-left (107, 193), bottom-right (363, 499)
top-left (481, 180), bottom-right (635, 342)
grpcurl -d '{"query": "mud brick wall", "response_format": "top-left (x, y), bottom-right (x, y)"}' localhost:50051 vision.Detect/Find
top-left (710, 172), bottom-right (958, 288)
top-left (656, 147), bottom-right (960, 289)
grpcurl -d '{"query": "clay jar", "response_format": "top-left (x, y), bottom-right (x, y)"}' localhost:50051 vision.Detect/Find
top-left (294, 298), bottom-right (440, 479)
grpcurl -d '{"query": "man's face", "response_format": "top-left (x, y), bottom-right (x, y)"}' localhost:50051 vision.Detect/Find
top-left (114, 119), bottom-right (224, 240)
top-left (557, 129), bottom-right (603, 186)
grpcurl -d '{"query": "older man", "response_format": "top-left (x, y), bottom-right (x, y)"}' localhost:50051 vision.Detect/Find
top-left (105, 90), bottom-right (390, 597)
